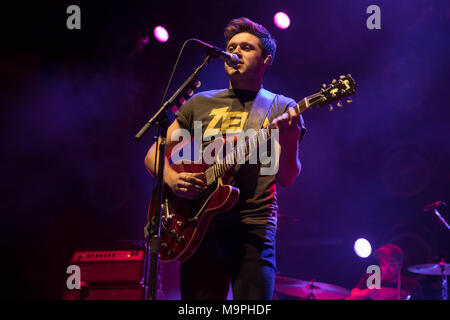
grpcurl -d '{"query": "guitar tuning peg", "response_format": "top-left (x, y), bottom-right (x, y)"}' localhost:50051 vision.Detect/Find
top-left (187, 88), bottom-right (194, 96)
top-left (346, 97), bottom-right (353, 103)
top-left (332, 79), bottom-right (337, 84)
top-left (328, 104), bottom-right (334, 111)
top-left (337, 100), bottom-right (343, 107)
top-left (340, 75), bottom-right (345, 79)
top-left (322, 83), bottom-right (327, 89)
top-left (179, 97), bottom-right (186, 105)
top-left (195, 80), bottom-right (201, 88)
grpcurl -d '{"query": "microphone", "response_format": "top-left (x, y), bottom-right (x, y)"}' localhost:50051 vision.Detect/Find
top-left (423, 201), bottom-right (447, 212)
top-left (423, 201), bottom-right (450, 230)
top-left (192, 39), bottom-right (239, 68)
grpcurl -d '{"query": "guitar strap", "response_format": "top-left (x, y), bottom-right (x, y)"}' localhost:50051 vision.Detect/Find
top-left (233, 87), bottom-right (277, 173)
top-left (244, 88), bottom-right (277, 132)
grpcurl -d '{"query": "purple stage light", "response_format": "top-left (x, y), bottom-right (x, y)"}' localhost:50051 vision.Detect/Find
top-left (274, 12), bottom-right (290, 29)
top-left (354, 238), bottom-right (372, 258)
top-left (154, 26), bottom-right (169, 43)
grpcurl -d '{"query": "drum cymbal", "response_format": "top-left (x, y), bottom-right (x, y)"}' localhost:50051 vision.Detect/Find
top-left (275, 275), bottom-right (350, 300)
top-left (408, 263), bottom-right (450, 275)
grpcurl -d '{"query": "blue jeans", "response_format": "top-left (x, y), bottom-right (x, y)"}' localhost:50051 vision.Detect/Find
top-left (180, 217), bottom-right (277, 300)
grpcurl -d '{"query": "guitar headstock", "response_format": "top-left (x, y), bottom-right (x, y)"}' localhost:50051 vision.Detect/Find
top-left (317, 74), bottom-right (356, 111)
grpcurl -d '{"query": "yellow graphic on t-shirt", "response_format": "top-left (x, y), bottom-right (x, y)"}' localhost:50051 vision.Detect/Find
top-left (204, 107), bottom-right (248, 138)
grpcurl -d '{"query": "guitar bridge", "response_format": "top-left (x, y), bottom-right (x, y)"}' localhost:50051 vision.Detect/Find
top-left (205, 168), bottom-right (216, 186)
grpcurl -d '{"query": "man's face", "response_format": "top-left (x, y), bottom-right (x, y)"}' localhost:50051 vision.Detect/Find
top-left (224, 32), bottom-right (267, 82)
top-left (379, 257), bottom-right (402, 282)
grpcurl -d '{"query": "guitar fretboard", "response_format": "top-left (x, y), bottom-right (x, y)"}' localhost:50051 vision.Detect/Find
top-left (205, 94), bottom-right (316, 182)
top-left (204, 74), bottom-right (355, 183)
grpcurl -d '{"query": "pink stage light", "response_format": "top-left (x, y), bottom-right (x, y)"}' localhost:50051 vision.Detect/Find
top-left (154, 26), bottom-right (169, 43)
top-left (354, 238), bottom-right (372, 258)
top-left (274, 12), bottom-right (291, 29)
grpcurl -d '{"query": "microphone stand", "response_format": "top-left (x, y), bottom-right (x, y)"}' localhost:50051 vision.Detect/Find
top-left (432, 208), bottom-right (450, 230)
top-left (424, 202), bottom-right (449, 300)
top-left (432, 206), bottom-right (449, 300)
top-left (135, 54), bottom-right (212, 300)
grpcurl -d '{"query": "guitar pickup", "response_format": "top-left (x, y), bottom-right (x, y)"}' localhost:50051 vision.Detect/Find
top-left (169, 229), bottom-right (178, 238)
top-left (176, 235), bottom-right (185, 244)
top-left (167, 249), bottom-right (175, 258)
top-left (205, 169), bottom-right (215, 186)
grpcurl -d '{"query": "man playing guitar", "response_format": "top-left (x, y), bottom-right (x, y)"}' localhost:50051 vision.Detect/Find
top-left (145, 17), bottom-right (306, 299)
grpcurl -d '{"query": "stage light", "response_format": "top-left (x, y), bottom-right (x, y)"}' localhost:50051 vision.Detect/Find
top-left (154, 26), bottom-right (169, 43)
top-left (354, 238), bottom-right (372, 258)
top-left (274, 12), bottom-right (290, 29)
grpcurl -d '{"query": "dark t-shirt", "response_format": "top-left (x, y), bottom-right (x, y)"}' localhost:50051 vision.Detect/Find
top-left (175, 88), bottom-right (306, 226)
top-left (355, 273), bottom-right (424, 300)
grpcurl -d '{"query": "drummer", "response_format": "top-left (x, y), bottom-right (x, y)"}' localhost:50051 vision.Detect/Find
top-left (346, 244), bottom-right (424, 300)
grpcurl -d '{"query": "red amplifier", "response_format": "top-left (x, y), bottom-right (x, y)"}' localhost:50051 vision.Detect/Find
top-left (63, 284), bottom-right (145, 300)
top-left (69, 250), bottom-right (145, 285)
top-left (63, 248), bottom-right (180, 300)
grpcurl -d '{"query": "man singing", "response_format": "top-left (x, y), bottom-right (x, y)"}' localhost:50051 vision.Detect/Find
top-left (145, 17), bottom-right (306, 299)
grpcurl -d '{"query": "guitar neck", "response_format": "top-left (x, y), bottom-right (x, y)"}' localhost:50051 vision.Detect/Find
top-left (295, 92), bottom-right (324, 116)
top-left (206, 94), bottom-right (317, 182)
top-left (206, 74), bottom-right (356, 182)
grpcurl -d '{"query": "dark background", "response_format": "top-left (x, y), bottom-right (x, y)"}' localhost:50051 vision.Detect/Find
top-left (1, 0), bottom-right (449, 299)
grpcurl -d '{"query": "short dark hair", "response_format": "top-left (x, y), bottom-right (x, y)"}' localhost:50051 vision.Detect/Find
top-left (224, 17), bottom-right (277, 65)
top-left (374, 244), bottom-right (404, 264)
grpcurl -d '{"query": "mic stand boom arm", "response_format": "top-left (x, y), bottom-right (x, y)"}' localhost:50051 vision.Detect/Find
top-left (433, 208), bottom-right (450, 231)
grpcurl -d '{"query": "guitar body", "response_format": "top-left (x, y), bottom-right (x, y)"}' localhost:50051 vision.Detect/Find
top-left (148, 160), bottom-right (240, 262)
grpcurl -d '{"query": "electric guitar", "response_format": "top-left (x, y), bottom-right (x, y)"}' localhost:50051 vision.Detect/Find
top-left (147, 75), bottom-right (356, 262)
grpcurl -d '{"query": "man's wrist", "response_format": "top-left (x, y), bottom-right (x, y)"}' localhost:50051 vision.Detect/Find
top-left (164, 167), bottom-right (176, 186)
top-left (279, 132), bottom-right (301, 147)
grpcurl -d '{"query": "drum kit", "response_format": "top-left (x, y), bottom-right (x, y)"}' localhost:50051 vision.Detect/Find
top-left (276, 201), bottom-right (449, 300)
top-left (408, 260), bottom-right (449, 300)
top-left (275, 260), bottom-right (449, 300)
top-left (274, 275), bottom-right (351, 300)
